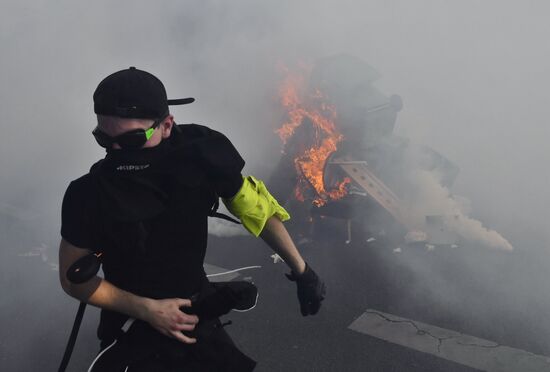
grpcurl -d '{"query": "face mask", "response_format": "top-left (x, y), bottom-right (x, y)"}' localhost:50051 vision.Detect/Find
top-left (102, 139), bottom-right (172, 173)
top-left (92, 136), bottom-right (206, 221)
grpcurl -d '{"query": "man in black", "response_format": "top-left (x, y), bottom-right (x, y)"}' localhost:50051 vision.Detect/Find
top-left (59, 67), bottom-right (325, 371)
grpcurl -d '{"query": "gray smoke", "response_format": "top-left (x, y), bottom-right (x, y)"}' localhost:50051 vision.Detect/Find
top-left (402, 167), bottom-right (513, 251)
top-left (208, 218), bottom-right (248, 238)
top-left (2, 0), bottom-right (550, 370)
top-left (2, 1), bottom-right (549, 244)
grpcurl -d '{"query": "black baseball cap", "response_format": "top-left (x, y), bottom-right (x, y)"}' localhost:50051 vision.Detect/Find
top-left (93, 67), bottom-right (195, 119)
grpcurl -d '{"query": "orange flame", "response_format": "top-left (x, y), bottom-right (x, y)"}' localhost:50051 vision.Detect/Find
top-left (276, 63), bottom-right (351, 206)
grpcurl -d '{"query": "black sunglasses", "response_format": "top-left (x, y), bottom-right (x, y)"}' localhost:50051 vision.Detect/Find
top-left (92, 118), bottom-right (164, 149)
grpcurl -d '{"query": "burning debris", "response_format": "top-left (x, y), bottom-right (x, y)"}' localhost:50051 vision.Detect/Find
top-left (275, 61), bottom-right (351, 207)
top-left (270, 54), bottom-right (512, 251)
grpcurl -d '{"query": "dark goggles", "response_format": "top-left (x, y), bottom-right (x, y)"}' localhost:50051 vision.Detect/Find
top-left (92, 118), bottom-right (163, 149)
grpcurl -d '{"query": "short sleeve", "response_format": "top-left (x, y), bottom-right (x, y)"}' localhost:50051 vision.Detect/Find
top-left (202, 130), bottom-right (245, 198)
top-left (179, 124), bottom-right (245, 198)
top-left (61, 177), bottom-right (98, 250)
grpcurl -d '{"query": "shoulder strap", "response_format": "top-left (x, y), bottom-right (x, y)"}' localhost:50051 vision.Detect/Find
top-left (209, 198), bottom-right (241, 224)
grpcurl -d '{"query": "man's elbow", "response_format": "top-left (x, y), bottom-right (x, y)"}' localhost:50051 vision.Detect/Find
top-left (60, 276), bottom-right (103, 303)
top-left (58, 238), bottom-right (96, 299)
top-left (58, 259), bottom-right (76, 297)
top-left (58, 265), bottom-right (99, 301)
top-left (59, 273), bottom-right (76, 298)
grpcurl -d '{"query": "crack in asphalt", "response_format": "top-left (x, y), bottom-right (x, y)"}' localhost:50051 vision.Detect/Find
top-left (364, 310), bottom-right (501, 353)
top-left (456, 341), bottom-right (501, 349)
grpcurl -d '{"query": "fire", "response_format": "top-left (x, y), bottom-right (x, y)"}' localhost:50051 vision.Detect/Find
top-left (275, 64), bottom-right (307, 144)
top-left (276, 63), bottom-right (351, 206)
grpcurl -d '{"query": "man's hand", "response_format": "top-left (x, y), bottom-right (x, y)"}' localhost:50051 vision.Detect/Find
top-left (143, 298), bottom-right (199, 344)
top-left (286, 263), bottom-right (326, 316)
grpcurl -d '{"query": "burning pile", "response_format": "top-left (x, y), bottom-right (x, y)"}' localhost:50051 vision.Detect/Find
top-left (276, 63), bottom-right (350, 206)
top-left (273, 56), bottom-right (513, 251)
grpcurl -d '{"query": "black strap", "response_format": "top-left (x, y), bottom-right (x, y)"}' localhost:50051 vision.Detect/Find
top-left (58, 302), bottom-right (87, 372)
top-left (209, 198), bottom-right (241, 225)
top-left (211, 212), bottom-right (241, 224)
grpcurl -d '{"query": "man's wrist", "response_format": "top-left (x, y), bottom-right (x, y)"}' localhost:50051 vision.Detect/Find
top-left (294, 260), bottom-right (307, 276)
top-left (134, 296), bottom-right (154, 322)
top-left (288, 260), bottom-right (307, 279)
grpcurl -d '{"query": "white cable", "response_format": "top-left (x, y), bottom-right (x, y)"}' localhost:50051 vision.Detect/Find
top-left (206, 265), bottom-right (262, 278)
top-left (88, 319), bottom-right (134, 371)
top-left (233, 292), bottom-right (259, 312)
top-left (87, 339), bottom-right (117, 372)
top-left (91, 268), bottom-right (260, 371)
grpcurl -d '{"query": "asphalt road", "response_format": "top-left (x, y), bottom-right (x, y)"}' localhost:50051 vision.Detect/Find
top-left (4, 222), bottom-right (550, 371)
top-left (202, 231), bottom-right (550, 372)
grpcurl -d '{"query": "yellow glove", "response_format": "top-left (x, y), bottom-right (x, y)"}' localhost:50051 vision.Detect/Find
top-left (222, 176), bottom-right (290, 237)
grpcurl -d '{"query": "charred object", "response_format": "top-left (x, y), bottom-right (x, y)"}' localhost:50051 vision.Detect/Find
top-left (269, 55), bottom-right (459, 245)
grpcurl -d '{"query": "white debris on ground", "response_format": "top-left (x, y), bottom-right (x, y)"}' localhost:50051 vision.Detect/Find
top-left (425, 244), bottom-right (435, 251)
top-left (393, 247), bottom-right (402, 253)
top-left (366, 237), bottom-right (376, 243)
top-left (451, 244), bottom-right (458, 249)
top-left (18, 251), bottom-right (41, 257)
top-left (271, 253), bottom-right (284, 263)
top-left (404, 230), bottom-right (428, 244)
top-left (18, 243), bottom-right (59, 271)
top-left (297, 237), bottom-right (312, 246)
top-left (18, 243), bottom-right (48, 261)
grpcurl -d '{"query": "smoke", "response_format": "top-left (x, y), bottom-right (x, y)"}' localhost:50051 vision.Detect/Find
top-left (403, 167), bottom-right (513, 251)
top-left (1, 0), bottom-right (549, 245)
top-left (208, 218), bottom-right (248, 238)
top-left (2, 0), bottom-right (550, 369)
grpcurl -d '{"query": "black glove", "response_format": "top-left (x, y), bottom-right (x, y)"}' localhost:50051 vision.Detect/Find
top-left (286, 263), bottom-right (326, 316)
top-left (188, 281), bottom-right (258, 319)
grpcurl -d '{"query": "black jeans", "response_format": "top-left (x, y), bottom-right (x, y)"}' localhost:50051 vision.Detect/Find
top-left (90, 319), bottom-right (256, 372)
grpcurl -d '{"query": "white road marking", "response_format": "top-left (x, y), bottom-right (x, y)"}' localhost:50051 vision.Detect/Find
top-left (348, 309), bottom-right (550, 372)
top-left (203, 263), bottom-right (240, 282)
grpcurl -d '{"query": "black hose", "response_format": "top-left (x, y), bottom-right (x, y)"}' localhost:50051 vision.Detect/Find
top-left (58, 302), bottom-right (87, 372)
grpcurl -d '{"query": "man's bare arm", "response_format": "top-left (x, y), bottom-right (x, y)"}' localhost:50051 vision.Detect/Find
top-left (259, 216), bottom-right (306, 275)
top-left (58, 238), bottom-right (198, 343)
top-left (259, 216), bottom-right (326, 316)
top-left (221, 174), bottom-right (325, 315)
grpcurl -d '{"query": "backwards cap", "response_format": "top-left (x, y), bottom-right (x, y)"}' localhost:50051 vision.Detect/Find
top-left (93, 67), bottom-right (194, 119)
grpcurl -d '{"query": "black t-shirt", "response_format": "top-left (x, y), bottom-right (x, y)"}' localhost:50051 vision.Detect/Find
top-left (62, 173), bottom-right (100, 250)
top-left (61, 124), bottom-right (244, 341)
